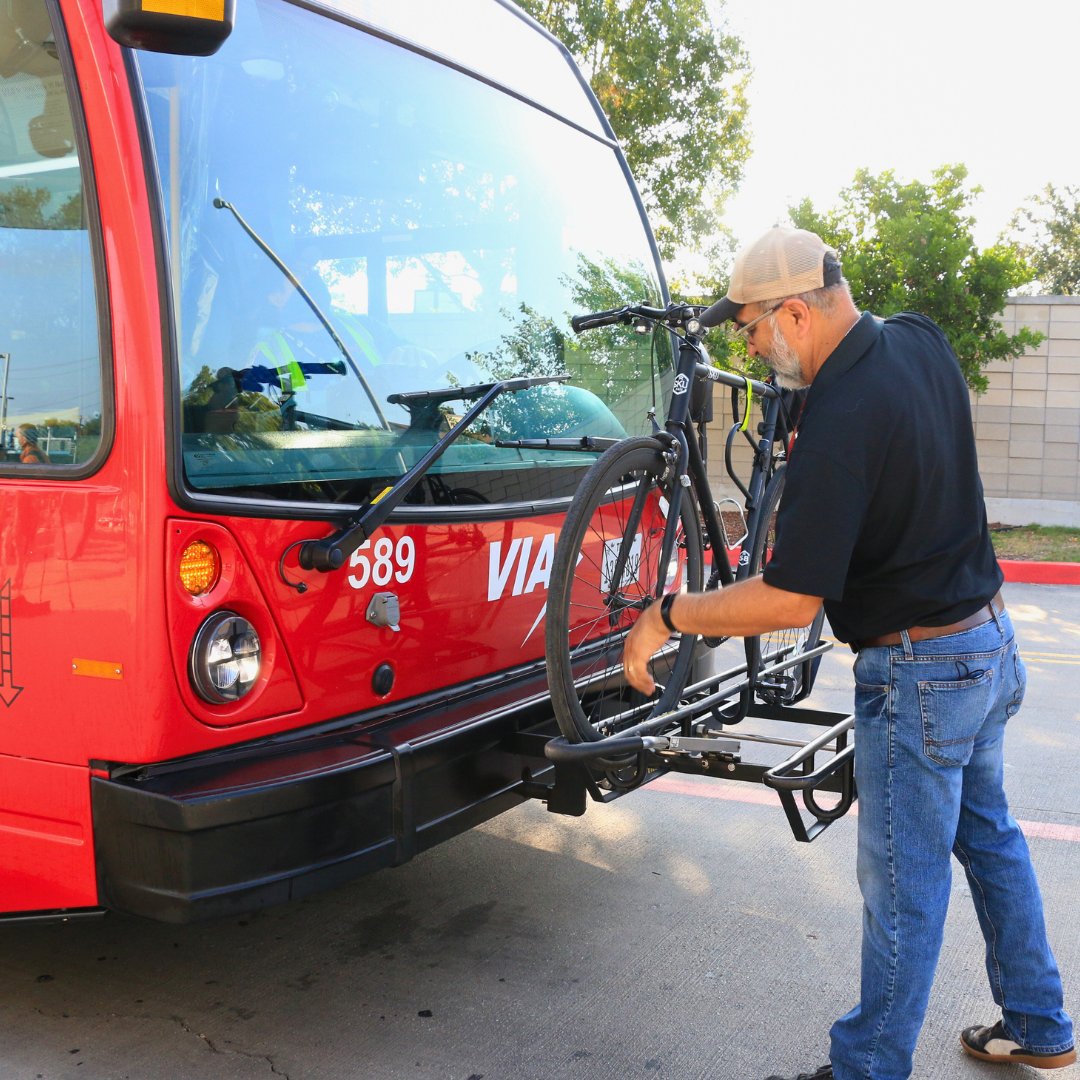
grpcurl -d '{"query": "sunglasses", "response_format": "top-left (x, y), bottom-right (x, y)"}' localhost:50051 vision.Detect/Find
top-left (734, 301), bottom-right (784, 340)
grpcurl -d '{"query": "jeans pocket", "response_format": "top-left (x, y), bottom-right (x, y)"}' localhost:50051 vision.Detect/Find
top-left (1007, 648), bottom-right (1027, 717)
top-left (919, 666), bottom-right (994, 766)
top-left (855, 680), bottom-right (890, 717)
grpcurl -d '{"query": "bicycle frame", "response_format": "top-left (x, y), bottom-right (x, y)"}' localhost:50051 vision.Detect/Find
top-left (658, 331), bottom-right (787, 596)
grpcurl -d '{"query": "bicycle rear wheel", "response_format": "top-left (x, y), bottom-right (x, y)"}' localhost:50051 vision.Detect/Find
top-left (744, 464), bottom-right (825, 706)
top-left (545, 436), bottom-right (704, 744)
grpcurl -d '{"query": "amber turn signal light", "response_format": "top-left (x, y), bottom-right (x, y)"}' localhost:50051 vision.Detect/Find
top-left (179, 539), bottom-right (221, 595)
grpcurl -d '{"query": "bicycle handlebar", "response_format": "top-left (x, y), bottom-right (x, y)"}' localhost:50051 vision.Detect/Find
top-left (571, 301), bottom-right (780, 400)
top-left (570, 302), bottom-right (703, 334)
top-left (571, 306), bottom-right (633, 332)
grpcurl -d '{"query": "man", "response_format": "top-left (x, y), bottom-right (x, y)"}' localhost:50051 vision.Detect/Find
top-left (623, 227), bottom-right (1074, 1080)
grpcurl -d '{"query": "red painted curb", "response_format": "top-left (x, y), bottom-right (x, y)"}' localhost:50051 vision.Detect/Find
top-left (999, 560), bottom-right (1080, 586)
top-left (730, 557), bottom-right (1080, 585)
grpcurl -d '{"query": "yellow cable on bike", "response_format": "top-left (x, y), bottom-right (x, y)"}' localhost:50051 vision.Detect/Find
top-left (739, 376), bottom-right (754, 432)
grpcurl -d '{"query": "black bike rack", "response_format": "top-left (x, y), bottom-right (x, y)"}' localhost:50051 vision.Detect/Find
top-left (515, 643), bottom-right (856, 843)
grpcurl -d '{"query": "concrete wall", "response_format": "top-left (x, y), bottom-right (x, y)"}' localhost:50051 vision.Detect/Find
top-left (705, 295), bottom-right (1080, 528)
top-left (976, 295), bottom-right (1080, 527)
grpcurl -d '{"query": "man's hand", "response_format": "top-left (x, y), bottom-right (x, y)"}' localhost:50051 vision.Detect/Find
top-left (622, 598), bottom-right (674, 695)
top-left (621, 579), bottom-right (823, 696)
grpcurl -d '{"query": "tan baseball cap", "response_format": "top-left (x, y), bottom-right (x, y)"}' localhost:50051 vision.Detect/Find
top-left (699, 226), bottom-right (843, 327)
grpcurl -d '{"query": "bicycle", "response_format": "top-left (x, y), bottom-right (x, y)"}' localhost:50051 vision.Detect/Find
top-left (544, 301), bottom-right (826, 752)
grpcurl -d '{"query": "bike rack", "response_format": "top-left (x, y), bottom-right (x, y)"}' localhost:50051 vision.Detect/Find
top-left (516, 641), bottom-right (856, 843)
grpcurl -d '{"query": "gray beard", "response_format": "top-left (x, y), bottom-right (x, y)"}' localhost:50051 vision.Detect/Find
top-left (765, 325), bottom-right (808, 390)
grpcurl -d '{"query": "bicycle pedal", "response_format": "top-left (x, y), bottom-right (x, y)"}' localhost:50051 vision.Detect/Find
top-left (757, 675), bottom-right (797, 705)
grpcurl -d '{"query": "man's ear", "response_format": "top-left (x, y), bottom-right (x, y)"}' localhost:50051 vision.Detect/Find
top-left (783, 298), bottom-right (813, 340)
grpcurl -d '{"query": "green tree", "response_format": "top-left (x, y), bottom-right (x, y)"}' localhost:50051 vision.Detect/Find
top-left (517, 0), bottom-right (750, 264)
top-left (0, 185), bottom-right (52, 229)
top-left (1007, 183), bottom-right (1080, 295)
top-left (789, 165), bottom-right (1040, 392)
top-left (0, 185), bottom-right (81, 230)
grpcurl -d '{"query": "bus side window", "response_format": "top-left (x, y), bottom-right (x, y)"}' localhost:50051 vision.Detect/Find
top-left (0, 0), bottom-right (104, 468)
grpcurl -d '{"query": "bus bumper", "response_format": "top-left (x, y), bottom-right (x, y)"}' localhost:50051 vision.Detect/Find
top-left (91, 672), bottom-right (557, 923)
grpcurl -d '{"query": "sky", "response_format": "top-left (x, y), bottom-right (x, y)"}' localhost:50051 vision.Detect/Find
top-left (713, 0), bottom-right (1078, 251)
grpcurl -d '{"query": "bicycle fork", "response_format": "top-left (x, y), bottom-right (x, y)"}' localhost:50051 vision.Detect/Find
top-left (602, 466), bottom-right (658, 625)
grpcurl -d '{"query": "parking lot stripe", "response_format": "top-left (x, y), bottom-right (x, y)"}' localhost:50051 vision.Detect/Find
top-left (649, 775), bottom-right (1080, 843)
top-left (1023, 652), bottom-right (1080, 665)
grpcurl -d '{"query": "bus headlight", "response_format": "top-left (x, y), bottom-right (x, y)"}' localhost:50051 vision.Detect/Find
top-left (190, 611), bottom-right (262, 703)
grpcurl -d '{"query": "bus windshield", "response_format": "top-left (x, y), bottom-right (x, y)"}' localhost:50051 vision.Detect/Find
top-left (134, 0), bottom-right (671, 508)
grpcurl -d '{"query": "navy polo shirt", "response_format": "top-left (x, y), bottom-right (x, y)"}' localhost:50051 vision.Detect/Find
top-left (761, 311), bottom-right (1003, 644)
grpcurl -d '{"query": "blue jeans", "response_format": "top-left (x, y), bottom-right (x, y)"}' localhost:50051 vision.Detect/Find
top-left (829, 610), bottom-right (1073, 1079)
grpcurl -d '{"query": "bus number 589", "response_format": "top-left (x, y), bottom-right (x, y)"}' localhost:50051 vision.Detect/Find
top-left (348, 536), bottom-right (417, 589)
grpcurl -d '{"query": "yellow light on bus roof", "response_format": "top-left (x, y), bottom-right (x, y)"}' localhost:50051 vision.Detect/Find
top-left (179, 540), bottom-right (221, 596)
top-left (103, 0), bottom-right (235, 56)
top-left (141, 0), bottom-right (225, 20)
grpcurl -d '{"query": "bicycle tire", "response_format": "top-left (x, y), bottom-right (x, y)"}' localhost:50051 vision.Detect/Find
top-left (545, 436), bottom-right (704, 744)
top-left (744, 464), bottom-right (825, 706)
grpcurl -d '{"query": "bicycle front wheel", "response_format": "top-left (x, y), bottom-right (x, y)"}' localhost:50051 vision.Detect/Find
top-left (545, 437), bottom-right (704, 743)
top-left (744, 464), bottom-right (825, 706)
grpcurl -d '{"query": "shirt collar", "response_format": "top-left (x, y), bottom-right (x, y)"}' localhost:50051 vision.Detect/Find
top-left (810, 311), bottom-right (882, 395)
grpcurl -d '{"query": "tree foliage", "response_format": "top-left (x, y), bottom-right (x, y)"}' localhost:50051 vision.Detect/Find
top-left (789, 165), bottom-right (1040, 393)
top-left (1007, 183), bottom-right (1080, 296)
top-left (516, 0), bottom-right (750, 264)
top-left (0, 184), bottom-right (81, 230)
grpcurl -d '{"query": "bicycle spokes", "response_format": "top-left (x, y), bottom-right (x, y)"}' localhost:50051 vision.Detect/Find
top-left (546, 438), bottom-right (704, 743)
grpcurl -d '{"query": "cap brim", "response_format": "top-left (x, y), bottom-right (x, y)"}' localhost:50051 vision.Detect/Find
top-left (698, 295), bottom-right (739, 328)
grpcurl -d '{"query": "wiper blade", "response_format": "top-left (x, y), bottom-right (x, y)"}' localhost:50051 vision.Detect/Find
top-left (290, 375), bottom-right (569, 579)
top-left (387, 376), bottom-right (550, 405)
top-left (214, 196), bottom-right (391, 431)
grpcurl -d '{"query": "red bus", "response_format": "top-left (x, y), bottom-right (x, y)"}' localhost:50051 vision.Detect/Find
top-left (0, 0), bottom-right (676, 921)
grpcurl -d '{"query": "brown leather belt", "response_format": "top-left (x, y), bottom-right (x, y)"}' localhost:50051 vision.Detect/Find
top-left (852, 591), bottom-right (1004, 652)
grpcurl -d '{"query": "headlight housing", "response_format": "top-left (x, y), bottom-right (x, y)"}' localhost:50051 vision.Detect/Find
top-left (189, 611), bottom-right (262, 703)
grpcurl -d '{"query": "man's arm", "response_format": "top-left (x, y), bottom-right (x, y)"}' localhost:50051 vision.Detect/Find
top-left (622, 577), bottom-right (823, 695)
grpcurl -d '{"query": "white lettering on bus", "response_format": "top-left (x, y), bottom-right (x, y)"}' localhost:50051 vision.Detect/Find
top-left (488, 533), bottom-right (555, 601)
top-left (348, 535), bottom-right (416, 589)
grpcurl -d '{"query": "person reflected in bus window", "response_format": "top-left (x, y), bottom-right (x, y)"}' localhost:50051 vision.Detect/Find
top-left (16, 424), bottom-right (50, 464)
top-left (201, 369), bottom-right (243, 434)
top-left (244, 279), bottom-right (385, 429)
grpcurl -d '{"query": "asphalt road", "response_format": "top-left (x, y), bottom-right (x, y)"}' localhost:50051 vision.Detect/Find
top-left (4, 581), bottom-right (1079, 1080)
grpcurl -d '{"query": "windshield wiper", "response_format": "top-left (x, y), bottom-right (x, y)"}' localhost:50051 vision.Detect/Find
top-left (213, 196), bottom-right (391, 431)
top-left (285, 375), bottom-right (568, 584)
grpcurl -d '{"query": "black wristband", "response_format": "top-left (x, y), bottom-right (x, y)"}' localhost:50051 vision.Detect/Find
top-left (659, 592), bottom-right (680, 633)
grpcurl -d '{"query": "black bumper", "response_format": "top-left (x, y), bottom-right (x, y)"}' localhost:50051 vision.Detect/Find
top-left (92, 669), bottom-right (558, 922)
